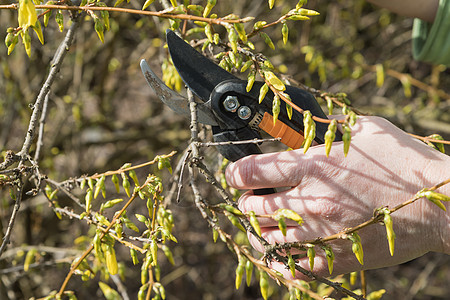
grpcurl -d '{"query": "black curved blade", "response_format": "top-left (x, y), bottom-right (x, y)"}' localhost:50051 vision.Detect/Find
top-left (166, 30), bottom-right (238, 102)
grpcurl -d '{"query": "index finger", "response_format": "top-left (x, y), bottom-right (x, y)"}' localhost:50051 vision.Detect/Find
top-left (225, 147), bottom-right (342, 190)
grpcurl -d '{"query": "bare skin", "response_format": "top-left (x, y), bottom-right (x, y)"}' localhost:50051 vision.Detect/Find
top-left (226, 116), bottom-right (450, 280)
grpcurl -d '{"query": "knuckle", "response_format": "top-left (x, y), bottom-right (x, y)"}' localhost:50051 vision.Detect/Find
top-left (308, 198), bottom-right (343, 220)
top-left (232, 155), bottom-right (257, 187)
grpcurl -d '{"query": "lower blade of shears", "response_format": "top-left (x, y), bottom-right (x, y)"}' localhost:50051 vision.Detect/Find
top-left (140, 59), bottom-right (218, 126)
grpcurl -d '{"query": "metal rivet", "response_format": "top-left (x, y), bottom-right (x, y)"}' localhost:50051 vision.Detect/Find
top-left (238, 106), bottom-right (252, 120)
top-left (223, 96), bottom-right (240, 112)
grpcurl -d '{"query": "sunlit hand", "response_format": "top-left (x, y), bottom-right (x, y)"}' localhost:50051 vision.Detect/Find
top-left (226, 116), bottom-right (450, 280)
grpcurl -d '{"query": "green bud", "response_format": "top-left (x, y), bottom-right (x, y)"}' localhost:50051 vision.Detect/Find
top-left (245, 260), bottom-right (253, 286)
top-left (272, 94), bottom-right (281, 126)
top-left (248, 211), bottom-right (261, 236)
top-left (241, 60), bottom-right (253, 73)
top-left (104, 243), bottom-right (118, 274)
top-left (228, 27), bottom-right (238, 53)
top-left (203, 0), bottom-right (216, 17)
top-left (154, 264), bottom-right (161, 281)
top-left (264, 71), bottom-right (285, 91)
top-left (323, 245), bottom-right (334, 274)
top-left (326, 97), bottom-right (334, 115)
top-left (22, 29), bottom-right (32, 57)
top-left (286, 103), bottom-right (293, 120)
top-left (5, 32), bottom-right (14, 48)
top-left (277, 217), bottom-right (287, 236)
top-left (307, 247), bottom-right (315, 270)
top-left (228, 51), bottom-right (237, 66)
top-left (129, 170), bottom-right (139, 186)
top-left (234, 23), bottom-right (247, 43)
top-left (367, 289), bottom-right (386, 300)
top-left (342, 104), bottom-right (349, 115)
top-left (162, 245), bottom-right (175, 265)
top-left (140, 268), bottom-right (148, 285)
top-left (85, 188), bottom-right (93, 212)
top-left (7, 33), bottom-right (19, 55)
top-left (350, 232), bottom-right (364, 265)
top-left (55, 10), bottom-right (64, 32)
top-left (94, 175), bottom-right (105, 199)
top-left (246, 70), bottom-right (256, 92)
top-left (350, 271), bottom-right (357, 286)
top-left (288, 254), bottom-right (296, 277)
top-left (235, 261), bottom-right (245, 289)
top-left (204, 24), bottom-right (213, 43)
top-left (212, 228), bottom-right (219, 243)
top-left (274, 208), bottom-right (303, 225)
top-left (349, 111), bottom-right (357, 126)
top-left (324, 119), bottom-right (337, 157)
top-left (121, 174), bottom-right (131, 197)
top-left (142, 0), bottom-right (155, 10)
top-left (254, 21), bottom-right (267, 30)
top-left (259, 271), bottom-right (269, 300)
top-left (225, 212), bottom-right (245, 232)
top-left (382, 210), bottom-right (396, 256)
top-left (297, 8), bottom-right (320, 16)
top-left (135, 213), bottom-right (147, 223)
top-left (343, 124), bottom-right (352, 157)
top-left (150, 239), bottom-right (158, 266)
top-left (218, 203), bottom-right (244, 216)
top-left (24, 248), bottom-right (37, 272)
top-left (376, 63), bottom-right (384, 87)
top-left (260, 32), bottom-right (275, 50)
top-left (111, 174), bottom-right (120, 193)
top-left (259, 83), bottom-right (269, 104)
top-left (115, 222), bottom-right (123, 239)
top-left (213, 33), bottom-right (220, 45)
top-left (130, 248), bottom-right (139, 265)
top-left (428, 134), bottom-right (445, 153)
top-left (282, 22), bottom-right (288, 44)
top-left (419, 189), bottom-right (449, 211)
top-left (302, 116), bottom-right (315, 153)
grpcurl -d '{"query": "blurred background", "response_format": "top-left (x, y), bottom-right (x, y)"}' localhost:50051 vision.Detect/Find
top-left (0, 0), bottom-right (449, 299)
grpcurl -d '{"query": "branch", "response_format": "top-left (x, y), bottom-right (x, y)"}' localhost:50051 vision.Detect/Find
top-left (34, 92), bottom-right (51, 162)
top-left (18, 15), bottom-right (80, 157)
top-left (280, 177), bottom-right (450, 249)
top-left (195, 137), bottom-right (281, 147)
top-left (0, 4), bottom-right (253, 26)
top-left (0, 179), bottom-right (24, 257)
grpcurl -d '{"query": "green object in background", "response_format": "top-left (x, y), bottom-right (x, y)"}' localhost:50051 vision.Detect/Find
top-left (412, 0), bottom-right (450, 66)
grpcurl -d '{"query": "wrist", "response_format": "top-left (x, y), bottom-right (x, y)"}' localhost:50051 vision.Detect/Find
top-left (425, 151), bottom-right (450, 254)
top-left (436, 176), bottom-right (450, 254)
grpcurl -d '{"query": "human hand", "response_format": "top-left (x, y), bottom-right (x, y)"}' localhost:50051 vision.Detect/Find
top-left (225, 116), bottom-right (450, 279)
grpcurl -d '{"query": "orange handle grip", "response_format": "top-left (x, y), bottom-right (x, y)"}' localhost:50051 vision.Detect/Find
top-left (258, 112), bottom-right (304, 150)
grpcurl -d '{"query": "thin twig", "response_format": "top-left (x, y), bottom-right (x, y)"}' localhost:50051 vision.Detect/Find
top-left (34, 92), bottom-right (51, 162)
top-left (0, 180), bottom-right (24, 257)
top-left (45, 178), bottom-right (85, 209)
top-left (0, 4), bottom-right (253, 26)
top-left (18, 15), bottom-right (80, 157)
top-left (195, 137), bottom-right (281, 147)
top-left (280, 177), bottom-right (450, 251)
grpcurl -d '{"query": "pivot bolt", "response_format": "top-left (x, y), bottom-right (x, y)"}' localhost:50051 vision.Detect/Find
top-left (238, 106), bottom-right (252, 120)
top-left (223, 96), bottom-right (240, 112)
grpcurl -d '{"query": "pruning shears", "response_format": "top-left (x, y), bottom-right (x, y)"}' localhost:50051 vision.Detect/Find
top-left (140, 30), bottom-right (341, 194)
